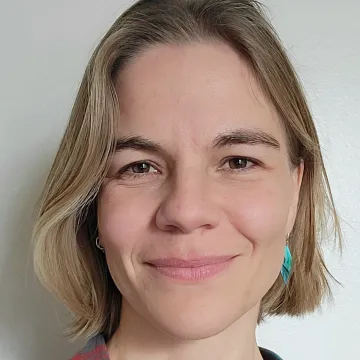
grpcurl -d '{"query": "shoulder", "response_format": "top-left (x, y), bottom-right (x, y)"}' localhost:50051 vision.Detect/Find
top-left (70, 334), bottom-right (109, 360)
top-left (259, 347), bottom-right (283, 360)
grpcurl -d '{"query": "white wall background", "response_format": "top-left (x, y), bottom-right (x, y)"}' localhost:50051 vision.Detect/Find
top-left (0, 1), bottom-right (359, 359)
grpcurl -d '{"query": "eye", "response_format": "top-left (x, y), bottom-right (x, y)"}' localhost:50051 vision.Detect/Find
top-left (117, 161), bottom-right (160, 178)
top-left (222, 157), bottom-right (258, 172)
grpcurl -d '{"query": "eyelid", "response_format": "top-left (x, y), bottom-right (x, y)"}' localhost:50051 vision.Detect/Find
top-left (113, 155), bottom-right (263, 181)
top-left (220, 156), bottom-right (262, 168)
top-left (117, 160), bottom-right (161, 176)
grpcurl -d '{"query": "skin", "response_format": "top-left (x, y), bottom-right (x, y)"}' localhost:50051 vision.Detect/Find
top-left (97, 41), bottom-right (304, 360)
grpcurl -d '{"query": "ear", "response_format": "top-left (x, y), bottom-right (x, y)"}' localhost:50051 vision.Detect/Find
top-left (286, 160), bottom-right (304, 234)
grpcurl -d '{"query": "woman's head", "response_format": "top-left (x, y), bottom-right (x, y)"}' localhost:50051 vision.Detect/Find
top-left (33, 0), bottom-right (341, 341)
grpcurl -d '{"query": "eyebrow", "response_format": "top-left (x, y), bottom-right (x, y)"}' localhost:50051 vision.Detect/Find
top-left (212, 129), bottom-right (280, 150)
top-left (115, 135), bottom-right (165, 154)
top-left (115, 129), bottom-right (280, 155)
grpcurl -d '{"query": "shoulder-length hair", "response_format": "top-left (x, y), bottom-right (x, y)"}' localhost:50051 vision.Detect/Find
top-left (32, 0), bottom-right (342, 340)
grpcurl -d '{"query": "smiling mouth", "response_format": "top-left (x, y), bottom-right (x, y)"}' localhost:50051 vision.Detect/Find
top-left (145, 255), bottom-right (238, 281)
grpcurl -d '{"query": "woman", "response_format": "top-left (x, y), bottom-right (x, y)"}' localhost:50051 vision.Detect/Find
top-left (32, 1), bottom-right (342, 359)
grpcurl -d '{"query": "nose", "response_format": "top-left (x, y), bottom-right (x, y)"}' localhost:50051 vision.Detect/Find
top-left (155, 170), bottom-right (220, 234)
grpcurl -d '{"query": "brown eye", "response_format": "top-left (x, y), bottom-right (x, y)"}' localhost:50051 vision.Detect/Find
top-left (228, 158), bottom-right (251, 169)
top-left (117, 161), bottom-right (160, 179)
top-left (221, 157), bottom-right (259, 173)
top-left (130, 162), bottom-right (153, 173)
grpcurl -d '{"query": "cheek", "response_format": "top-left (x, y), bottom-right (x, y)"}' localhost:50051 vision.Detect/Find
top-left (223, 179), bottom-right (292, 247)
top-left (97, 184), bottom-right (155, 253)
top-left (222, 180), bottom-right (291, 294)
top-left (96, 184), bottom-right (159, 298)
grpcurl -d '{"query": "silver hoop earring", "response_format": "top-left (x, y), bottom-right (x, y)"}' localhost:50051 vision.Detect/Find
top-left (95, 237), bottom-right (105, 252)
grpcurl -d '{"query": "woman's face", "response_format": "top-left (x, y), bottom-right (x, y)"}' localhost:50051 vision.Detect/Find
top-left (97, 41), bottom-right (303, 339)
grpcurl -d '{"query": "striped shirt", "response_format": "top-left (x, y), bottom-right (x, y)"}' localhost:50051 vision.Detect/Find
top-left (70, 334), bottom-right (283, 360)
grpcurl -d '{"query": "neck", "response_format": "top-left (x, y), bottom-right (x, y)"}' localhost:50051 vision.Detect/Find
top-left (107, 299), bottom-right (263, 360)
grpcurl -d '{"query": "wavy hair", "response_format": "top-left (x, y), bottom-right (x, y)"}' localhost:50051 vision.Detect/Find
top-left (32, 0), bottom-right (342, 340)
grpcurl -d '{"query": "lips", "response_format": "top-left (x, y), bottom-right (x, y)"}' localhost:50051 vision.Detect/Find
top-left (145, 256), bottom-right (237, 281)
top-left (146, 256), bottom-right (236, 267)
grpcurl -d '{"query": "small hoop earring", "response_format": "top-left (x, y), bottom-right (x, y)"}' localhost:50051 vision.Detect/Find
top-left (95, 237), bottom-right (105, 252)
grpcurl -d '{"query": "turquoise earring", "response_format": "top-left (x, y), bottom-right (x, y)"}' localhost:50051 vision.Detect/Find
top-left (281, 236), bottom-right (292, 284)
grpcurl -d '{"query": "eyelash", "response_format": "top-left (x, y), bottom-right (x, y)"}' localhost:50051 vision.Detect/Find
top-left (116, 157), bottom-right (261, 180)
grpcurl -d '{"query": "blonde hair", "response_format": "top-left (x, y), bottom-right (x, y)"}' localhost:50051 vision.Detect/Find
top-left (33, 0), bottom-right (342, 340)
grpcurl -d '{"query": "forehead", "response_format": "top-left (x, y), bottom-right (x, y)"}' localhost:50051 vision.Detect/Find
top-left (114, 41), bottom-right (285, 146)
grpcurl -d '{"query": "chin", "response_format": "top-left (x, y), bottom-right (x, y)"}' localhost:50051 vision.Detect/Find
top-left (146, 298), bottom-right (251, 341)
